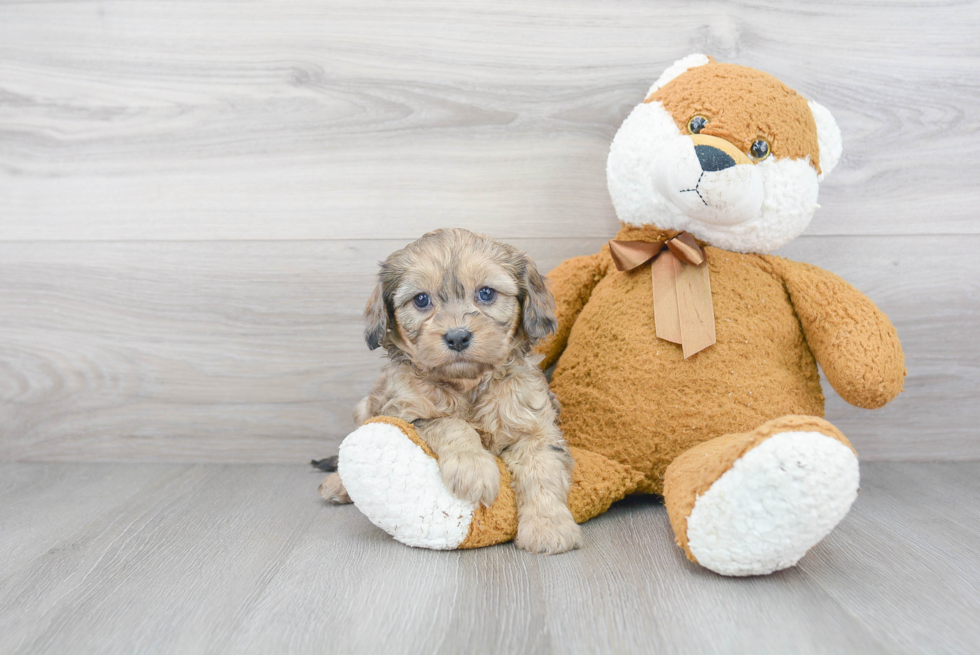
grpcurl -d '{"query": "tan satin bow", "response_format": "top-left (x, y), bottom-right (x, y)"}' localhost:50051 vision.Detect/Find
top-left (609, 232), bottom-right (716, 359)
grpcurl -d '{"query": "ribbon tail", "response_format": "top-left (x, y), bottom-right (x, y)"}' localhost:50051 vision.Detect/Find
top-left (624, 233), bottom-right (715, 358)
top-left (651, 251), bottom-right (682, 345)
top-left (676, 260), bottom-right (716, 359)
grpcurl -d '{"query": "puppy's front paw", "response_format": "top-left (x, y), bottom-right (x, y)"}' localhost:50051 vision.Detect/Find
top-left (516, 510), bottom-right (583, 555)
top-left (319, 473), bottom-right (353, 504)
top-left (439, 450), bottom-right (500, 507)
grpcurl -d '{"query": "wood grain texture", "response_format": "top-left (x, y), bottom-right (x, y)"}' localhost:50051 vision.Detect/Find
top-left (1, 0), bottom-right (978, 240)
top-left (1, 461), bottom-right (978, 654)
top-left (1, 0), bottom-right (977, 462)
top-left (0, 237), bottom-right (598, 462)
top-left (2, 235), bottom-right (976, 462)
top-left (0, 463), bottom-right (187, 574)
top-left (798, 462), bottom-right (980, 654)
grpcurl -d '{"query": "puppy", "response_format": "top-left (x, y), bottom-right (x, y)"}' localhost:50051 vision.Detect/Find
top-left (320, 228), bottom-right (582, 554)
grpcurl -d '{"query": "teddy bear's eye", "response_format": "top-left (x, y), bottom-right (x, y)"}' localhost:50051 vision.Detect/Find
top-left (749, 139), bottom-right (771, 161)
top-left (687, 115), bottom-right (708, 134)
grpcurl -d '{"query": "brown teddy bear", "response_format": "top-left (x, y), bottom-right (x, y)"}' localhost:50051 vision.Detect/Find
top-left (331, 55), bottom-right (905, 576)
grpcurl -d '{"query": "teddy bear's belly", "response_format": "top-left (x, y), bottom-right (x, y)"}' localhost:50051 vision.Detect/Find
top-left (550, 256), bottom-right (824, 495)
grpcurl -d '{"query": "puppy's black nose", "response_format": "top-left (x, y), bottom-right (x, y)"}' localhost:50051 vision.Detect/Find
top-left (444, 328), bottom-right (472, 352)
top-left (695, 145), bottom-right (736, 172)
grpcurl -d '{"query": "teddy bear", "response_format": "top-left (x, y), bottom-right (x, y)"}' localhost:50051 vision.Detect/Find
top-left (330, 55), bottom-right (905, 576)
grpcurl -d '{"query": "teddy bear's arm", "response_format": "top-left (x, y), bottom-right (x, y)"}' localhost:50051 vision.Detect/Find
top-left (536, 247), bottom-right (611, 369)
top-left (763, 255), bottom-right (906, 409)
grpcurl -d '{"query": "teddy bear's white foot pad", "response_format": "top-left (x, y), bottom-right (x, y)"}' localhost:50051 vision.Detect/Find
top-left (686, 431), bottom-right (859, 576)
top-left (338, 422), bottom-right (475, 550)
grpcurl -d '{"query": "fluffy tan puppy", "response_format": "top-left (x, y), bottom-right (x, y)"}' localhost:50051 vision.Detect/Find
top-left (321, 228), bottom-right (582, 554)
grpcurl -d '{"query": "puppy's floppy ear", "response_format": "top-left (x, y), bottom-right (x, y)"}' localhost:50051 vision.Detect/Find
top-left (363, 274), bottom-right (388, 351)
top-left (517, 254), bottom-right (557, 346)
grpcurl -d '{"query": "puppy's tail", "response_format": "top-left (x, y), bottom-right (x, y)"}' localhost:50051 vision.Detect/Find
top-left (310, 455), bottom-right (339, 472)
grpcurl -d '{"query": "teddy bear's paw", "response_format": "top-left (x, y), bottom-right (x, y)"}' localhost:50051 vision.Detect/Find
top-left (338, 422), bottom-right (475, 550)
top-left (318, 472), bottom-right (352, 504)
top-left (515, 509), bottom-right (584, 555)
top-left (686, 430), bottom-right (859, 576)
top-left (438, 449), bottom-right (501, 508)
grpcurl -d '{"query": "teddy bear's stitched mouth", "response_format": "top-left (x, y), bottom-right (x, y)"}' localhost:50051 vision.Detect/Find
top-left (679, 171), bottom-right (708, 206)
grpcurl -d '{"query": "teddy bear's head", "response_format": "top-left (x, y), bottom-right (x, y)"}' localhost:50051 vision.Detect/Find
top-left (607, 54), bottom-right (842, 253)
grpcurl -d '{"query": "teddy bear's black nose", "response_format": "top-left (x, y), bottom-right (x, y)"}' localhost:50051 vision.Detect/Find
top-left (695, 145), bottom-right (737, 172)
top-left (444, 328), bottom-right (472, 352)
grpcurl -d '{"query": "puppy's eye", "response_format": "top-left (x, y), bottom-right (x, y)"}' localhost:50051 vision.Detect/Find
top-left (688, 115), bottom-right (708, 134)
top-left (749, 139), bottom-right (771, 161)
top-left (477, 287), bottom-right (496, 303)
top-left (412, 293), bottom-right (431, 309)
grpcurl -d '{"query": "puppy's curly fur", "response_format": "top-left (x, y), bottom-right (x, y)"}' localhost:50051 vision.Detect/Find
top-left (321, 228), bottom-right (582, 554)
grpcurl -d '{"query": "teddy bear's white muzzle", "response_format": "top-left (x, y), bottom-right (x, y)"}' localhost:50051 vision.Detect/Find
top-left (652, 137), bottom-right (764, 227)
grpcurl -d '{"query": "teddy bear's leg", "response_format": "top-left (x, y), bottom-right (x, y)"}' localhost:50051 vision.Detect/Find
top-left (663, 415), bottom-right (859, 576)
top-left (333, 416), bottom-right (642, 550)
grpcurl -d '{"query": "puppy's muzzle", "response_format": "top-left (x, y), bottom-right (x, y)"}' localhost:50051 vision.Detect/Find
top-left (443, 328), bottom-right (473, 352)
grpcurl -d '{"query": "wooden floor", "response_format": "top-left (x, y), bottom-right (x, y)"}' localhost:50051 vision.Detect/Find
top-left (1, 462), bottom-right (977, 654)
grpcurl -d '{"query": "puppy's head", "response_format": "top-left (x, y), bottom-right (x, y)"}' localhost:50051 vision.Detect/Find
top-left (364, 228), bottom-right (555, 380)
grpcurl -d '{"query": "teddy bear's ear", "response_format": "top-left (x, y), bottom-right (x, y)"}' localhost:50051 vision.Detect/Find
top-left (808, 100), bottom-right (843, 181)
top-left (645, 53), bottom-right (712, 100)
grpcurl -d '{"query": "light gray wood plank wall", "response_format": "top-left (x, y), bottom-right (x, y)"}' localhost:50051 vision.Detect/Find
top-left (1, 0), bottom-right (978, 240)
top-left (1, 0), bottom-right (978, 461)
top-left (1, 236), bottom-right (976, 461)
